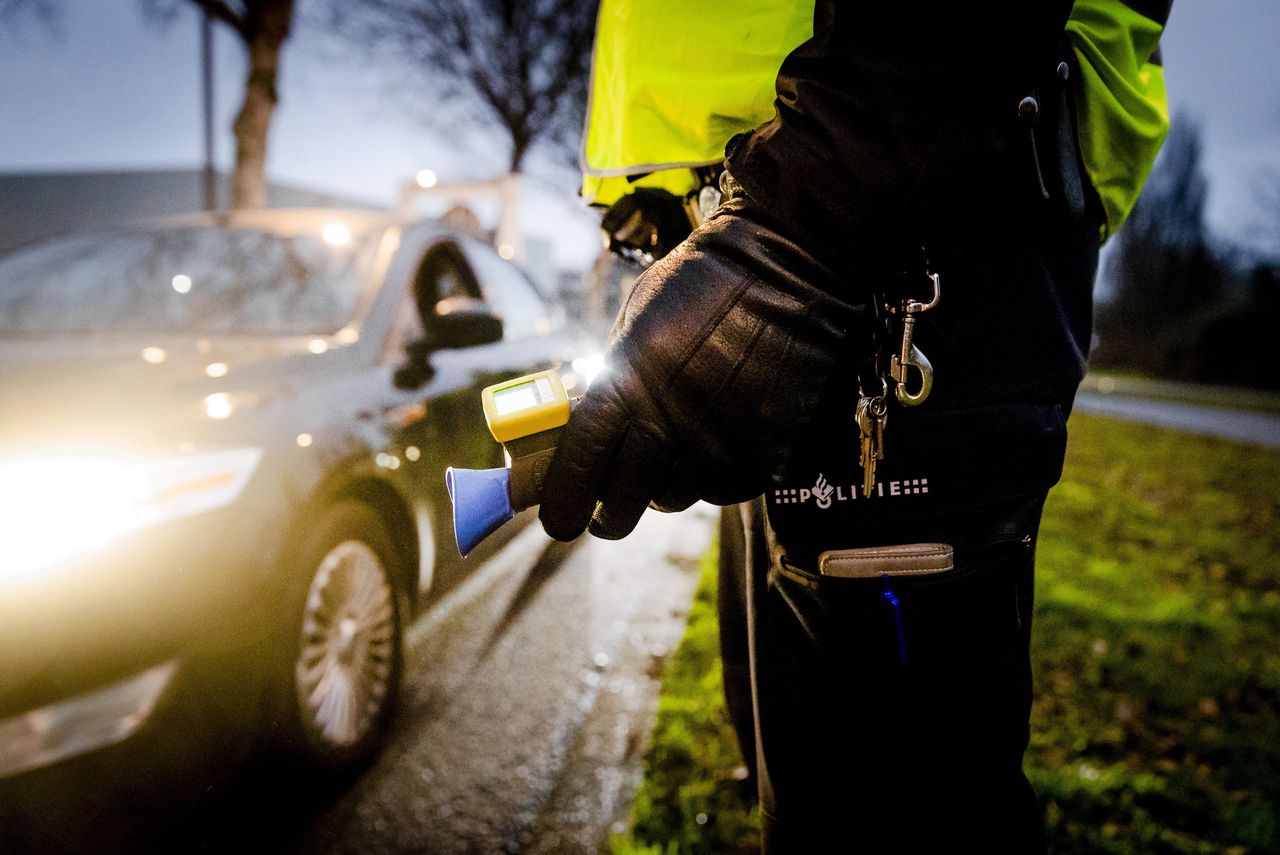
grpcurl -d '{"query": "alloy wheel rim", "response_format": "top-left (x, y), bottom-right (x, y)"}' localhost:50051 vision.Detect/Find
top-left (296, 540), bottom-right (395, 749)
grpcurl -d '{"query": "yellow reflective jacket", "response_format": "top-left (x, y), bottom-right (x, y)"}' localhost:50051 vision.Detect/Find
top-left (579, 0), bottom-right (814, 206)
top-left (1066, 0), bottom-right (1169, 239)
top-left (580, 0), bottom-right (1169, 241)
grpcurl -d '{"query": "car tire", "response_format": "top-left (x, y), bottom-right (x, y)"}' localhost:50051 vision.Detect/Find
top-left (270, 500), bottom-right (406, 774)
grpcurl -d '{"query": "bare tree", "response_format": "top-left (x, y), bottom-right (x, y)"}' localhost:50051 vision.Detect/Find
top-left (5, 1), bottom-right (295, 208)
top-left (145, 0), bottom-right (297, 208)
top-left (330, 0), bottom-right (598, 175)
top-left (1107, 115), bottom-right (1212, 320)
top-left (1095, 115), bottom-right (1229, 379)
top-left (1250, 169), bottom-right (1280, 254)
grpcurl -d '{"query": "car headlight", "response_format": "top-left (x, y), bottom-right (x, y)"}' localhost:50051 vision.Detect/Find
top-left (0, 447), bottom-right (263, 585)
top-left (569, 354), bottom-right (607, 388)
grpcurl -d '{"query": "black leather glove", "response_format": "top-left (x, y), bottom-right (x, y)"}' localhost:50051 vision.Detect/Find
top-left (539, 188), bottom-right (868, 541)
top-left (600, 187), bottom-right (694, 264)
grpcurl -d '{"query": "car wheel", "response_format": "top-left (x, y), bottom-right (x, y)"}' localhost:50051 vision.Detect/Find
top-left (274, 500), bottom-right (406, 773)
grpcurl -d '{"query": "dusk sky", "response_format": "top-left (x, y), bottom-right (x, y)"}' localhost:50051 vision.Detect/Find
top-left (1, 1), bottom-right (1278, 270)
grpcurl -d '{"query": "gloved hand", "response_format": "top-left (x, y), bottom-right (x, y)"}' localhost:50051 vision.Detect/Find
top-left (539, 186), bottom-right (868, 541)
top-left (600, 187), bottom-right (694, 264)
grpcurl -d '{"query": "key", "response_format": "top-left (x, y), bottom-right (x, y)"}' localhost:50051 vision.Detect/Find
top-left (856, 396), bottom-right (874, 493)
top-left (871, 395), bottom-right (888, 462)
top-left (856, 396), bottom-right (880, 495)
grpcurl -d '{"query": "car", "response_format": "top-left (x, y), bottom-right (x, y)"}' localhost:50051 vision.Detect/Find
top-left (0, 209), bottom-right (601, 794)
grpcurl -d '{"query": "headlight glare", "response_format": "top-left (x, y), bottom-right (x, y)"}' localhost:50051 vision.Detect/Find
top-left (0, 448), bottom-right (263, 585)
top-left (571, 354), bottom-right (607, 388)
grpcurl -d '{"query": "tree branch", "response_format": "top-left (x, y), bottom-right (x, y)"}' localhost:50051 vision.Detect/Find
top-left (329, 0), bottom-right (597, 175)
top-left (185, 0), bottom-right (247, 38)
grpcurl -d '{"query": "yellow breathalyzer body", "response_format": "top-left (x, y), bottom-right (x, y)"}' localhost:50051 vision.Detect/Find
top-left (446, 369), bottom-right (573, 557)
top-left (478, 369), bottom-right (571, 512)
top-left (481, 370), bottom-right (571, 444)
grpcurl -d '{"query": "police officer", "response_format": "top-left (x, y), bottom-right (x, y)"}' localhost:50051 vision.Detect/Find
top-left (542, 1), bottom-right (1171, 850)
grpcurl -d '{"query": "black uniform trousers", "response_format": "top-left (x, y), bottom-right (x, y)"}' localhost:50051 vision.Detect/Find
top-left (717, 178), bottom-right (1102, 852)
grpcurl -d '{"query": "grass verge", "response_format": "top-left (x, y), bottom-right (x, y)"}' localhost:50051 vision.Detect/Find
top-left (611, 413), bottom-right (1280, 854)
top-left (609, 536), bottom-right (760, 855)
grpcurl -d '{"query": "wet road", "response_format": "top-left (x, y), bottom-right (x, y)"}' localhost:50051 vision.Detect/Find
top-left (1074, 392), bottom-right (1280, 448)
top-left (196, 505), bottom-right (714, 854)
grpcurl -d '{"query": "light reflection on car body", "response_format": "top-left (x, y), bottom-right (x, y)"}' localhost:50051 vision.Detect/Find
top-left (0, 209), bottom-right (599, 794)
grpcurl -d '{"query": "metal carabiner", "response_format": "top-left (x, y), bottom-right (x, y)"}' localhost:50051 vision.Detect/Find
top-left (890, 341), bottom-right (933, 406)
top-left (903, 272), bottom-right (942, 316)
top-left (888, 273), bottom-right (940, 407)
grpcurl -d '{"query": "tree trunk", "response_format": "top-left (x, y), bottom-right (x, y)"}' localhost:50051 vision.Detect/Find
top-left (230, 0), bottom-right (294, 209)
top-left (507, 128), bottom-right (531, 175)
top-left (495, 172), bottom-right (523, 261)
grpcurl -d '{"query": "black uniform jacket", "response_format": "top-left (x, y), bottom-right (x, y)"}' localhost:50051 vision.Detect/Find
top-left (728, 1), bottom-right (1102, 559)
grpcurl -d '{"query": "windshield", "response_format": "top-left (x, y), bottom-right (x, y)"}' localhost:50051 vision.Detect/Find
top-left (0, 225), bottom-right (376, 336)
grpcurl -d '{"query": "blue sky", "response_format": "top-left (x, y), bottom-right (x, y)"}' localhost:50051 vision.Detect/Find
top-left (1, 1), bottom-right (1277, 269)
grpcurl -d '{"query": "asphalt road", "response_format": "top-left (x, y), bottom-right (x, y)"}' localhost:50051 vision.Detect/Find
top-left (1074, 392), bottom-right (1280, 448)
top-left (181, 505), bottom-right (715, 854)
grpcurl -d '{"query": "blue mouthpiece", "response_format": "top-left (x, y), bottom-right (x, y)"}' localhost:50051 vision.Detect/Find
top-left (445, 466), bottom-right (516, 557)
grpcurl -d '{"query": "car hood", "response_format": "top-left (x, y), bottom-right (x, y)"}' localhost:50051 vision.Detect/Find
top-left (0, 334), bottom-right (350, 453)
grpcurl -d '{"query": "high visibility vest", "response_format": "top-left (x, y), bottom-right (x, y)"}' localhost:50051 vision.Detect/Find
top-left (581, 0), bottom-right (1168, 241)
top-left (579, 0), bottom-right (814, 207)
top-left (1066, 0), bottom-right (1170, 239)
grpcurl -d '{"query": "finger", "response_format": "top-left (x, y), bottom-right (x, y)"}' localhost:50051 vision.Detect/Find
top-left (650, 460), bottom-right (700, 513)
top-left (650, 492), bottom-right (698, 514)
top-left (538, 379), bottom-right (631, 541)
top-left (653, 458), bottom-right (763, 509)
top-left (697, 458), bottom-right (767, 506)
top-left (589, 424), bottom-right (674, 539)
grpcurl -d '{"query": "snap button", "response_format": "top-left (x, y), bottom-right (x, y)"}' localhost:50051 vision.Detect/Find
top-left (1017, 95), bottom-right (1040, 125)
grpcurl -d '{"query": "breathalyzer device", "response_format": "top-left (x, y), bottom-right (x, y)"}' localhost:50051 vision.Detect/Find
top-left (445, 369), bottom-right (571, 556)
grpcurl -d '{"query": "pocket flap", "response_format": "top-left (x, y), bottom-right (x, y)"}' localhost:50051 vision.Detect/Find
top-left (818, 542), bottom-right (955, 578)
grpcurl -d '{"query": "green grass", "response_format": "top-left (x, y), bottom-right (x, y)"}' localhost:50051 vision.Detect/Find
top-left (612, 413), bottom-right (1280, 854)
top-left (609, 541), bottom-right (761, 855)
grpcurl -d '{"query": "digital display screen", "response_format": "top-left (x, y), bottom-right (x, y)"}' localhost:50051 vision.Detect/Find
top-left (484, 372), bottom-right (567, 443)
top-left (493, 381), bottom-right (539, 415)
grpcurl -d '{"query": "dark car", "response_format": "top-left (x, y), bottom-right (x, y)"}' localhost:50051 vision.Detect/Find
top-left (0, 209), bottom-right (600, 795)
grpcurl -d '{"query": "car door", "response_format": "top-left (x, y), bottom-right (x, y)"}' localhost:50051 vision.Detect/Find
top-left (379, 238), bottom-right (521, 600)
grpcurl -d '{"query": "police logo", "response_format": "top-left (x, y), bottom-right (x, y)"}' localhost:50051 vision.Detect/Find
top-left (772, 473), bottom-right (930, 508)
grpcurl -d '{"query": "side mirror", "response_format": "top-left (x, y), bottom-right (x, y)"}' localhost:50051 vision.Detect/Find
top-left (427, 296), bottom-right (504, 350)
top-left (394, 297), bottom-right (504, 390)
